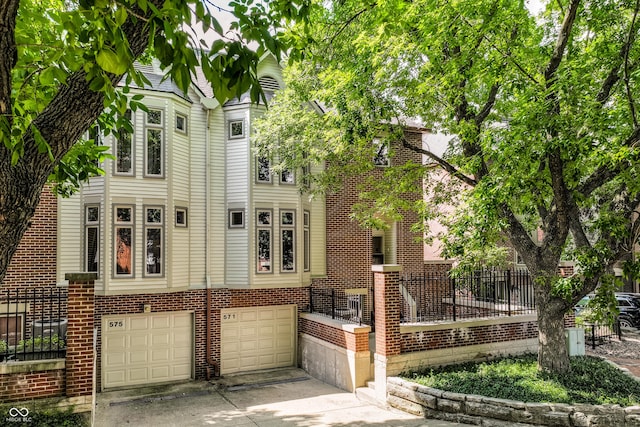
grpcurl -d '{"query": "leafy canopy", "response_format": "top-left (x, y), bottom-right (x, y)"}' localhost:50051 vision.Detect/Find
top-left (5, 0), bottom-right (314, 195)
top-left (255, 0), bottom-right (640, 299)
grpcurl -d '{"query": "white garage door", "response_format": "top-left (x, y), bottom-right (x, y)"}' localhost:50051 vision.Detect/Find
top-left (220, 304), bottom-right (296, 374)
top-left (102, 311), bottom-right (193, 389)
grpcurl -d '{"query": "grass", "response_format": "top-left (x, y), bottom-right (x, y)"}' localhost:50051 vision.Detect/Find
top-left (402, 354), bottom-right (640, 406)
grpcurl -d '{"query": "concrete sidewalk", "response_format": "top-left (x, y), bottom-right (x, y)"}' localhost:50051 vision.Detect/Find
top-left (94, 368), bottom-right (461, 426)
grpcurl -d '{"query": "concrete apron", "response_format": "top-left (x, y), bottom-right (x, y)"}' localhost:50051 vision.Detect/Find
top-left (94, 367), bottom-right (457, 426)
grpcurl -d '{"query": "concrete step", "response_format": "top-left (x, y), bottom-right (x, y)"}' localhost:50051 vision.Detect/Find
top-left (355, 385), bottom-right (378, 407)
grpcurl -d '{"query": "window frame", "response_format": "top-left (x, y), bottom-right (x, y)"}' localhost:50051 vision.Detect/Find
top-left (280, 209), bottom-right (296, 273)
top-left (144, 206), bottom-right (164, 277)
top-left (113, 205), bottom-right (134, 278)
top-left (256, 156), bottom-right (272, 184)
top-left (228, 119), bottom-right (245, 139)
top-left (114, 109), bottom-right (134, 176)
top-left (373, 138), bottom-right (390, 167)
top-left (228, 209), bottom-right (245, 229)
top-left (85, 205), bottom-right (100, 275)
top-left (256, 209), bottom-right (273, 274)
top-left (175, 207), bottom-right (188, 228)
top-left (303, 210), bottom-right (310, 272)
top-left (144, 108), bottom-right (165, 178)
top-left (175, 113), bottom-right (188, 135)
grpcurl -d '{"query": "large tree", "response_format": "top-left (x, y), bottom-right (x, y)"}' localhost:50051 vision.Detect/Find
top-left (254, 0), bottom-right (640, 373)
top-left (0, 0), bottom-right (312, 284)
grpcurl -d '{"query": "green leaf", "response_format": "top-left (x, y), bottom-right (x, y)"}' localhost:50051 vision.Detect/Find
top-left (96, 48), bottom-right (128, 75)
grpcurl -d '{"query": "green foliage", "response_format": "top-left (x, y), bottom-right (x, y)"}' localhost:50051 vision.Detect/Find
top-left (5, 0), bottom-right (315, 196)
top-left (0, 339), bottom-right (7, 353)
top-left (0, 405), bottom-right (89, 427)
top-left (17, 334), bottom-right (65, 352)
top-left (404, 354), bottom-right (640, 406)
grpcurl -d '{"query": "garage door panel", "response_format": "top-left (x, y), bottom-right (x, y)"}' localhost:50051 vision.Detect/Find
top-left (103, 312), bottom-right (193, 389)
top-left (221, 305), bottom-right (295, 375)
top-left (239, 311), bottom-right (257, 322)
top-left (151, 315), bottom-right (171, 329)
top-left (129, 317), bottom-right (149, 331)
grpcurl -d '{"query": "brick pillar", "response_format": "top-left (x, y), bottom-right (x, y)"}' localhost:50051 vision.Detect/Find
top-left (65, 273), bottom-right (96, 398)
top-left (372, 264), bottom-right (402, 402)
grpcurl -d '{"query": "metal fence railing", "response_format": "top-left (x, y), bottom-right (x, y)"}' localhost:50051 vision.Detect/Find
top-left (400, 269), bottom-right (536, 323)
top-left (0, 287), bottom-right (68, 361)
top-left (580, 320), bottom-right (622, 349)
top-left (308, 287), bottom-right (366, 325)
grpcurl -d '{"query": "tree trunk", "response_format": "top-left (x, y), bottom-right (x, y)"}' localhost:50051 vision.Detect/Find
top-left (535, 284), bottom-right (571, 374)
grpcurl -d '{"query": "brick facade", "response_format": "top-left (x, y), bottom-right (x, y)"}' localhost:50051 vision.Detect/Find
top-left (2, 186), bottom-right (57, 289)
top-left (400, 321), bottom-right (539, 353)
top-left (94, 287), bottom-right (308, 390)
top-left (312, 129), bottom-right (426, 293)
top-left (299, 317), bottom-right (369, 352)
top-left (0, 369), bottom-right (65, 403)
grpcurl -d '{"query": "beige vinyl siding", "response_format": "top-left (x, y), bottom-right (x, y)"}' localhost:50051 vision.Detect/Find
top-left (170, 94), bottom-right (199, 289)
top-left (57, 194), bottom-right (83, 284)
top-left (209, 108), bottom-right (227, 286)
top-left (224, 108), bottom-right (251, 286)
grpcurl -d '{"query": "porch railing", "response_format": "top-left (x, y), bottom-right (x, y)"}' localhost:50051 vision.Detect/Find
top-left (0, 287), bottom-right (68, 361)
top-left (400, 269), bottom-right (535, 323)
top-left (308, 287), bottom-right (366, 325)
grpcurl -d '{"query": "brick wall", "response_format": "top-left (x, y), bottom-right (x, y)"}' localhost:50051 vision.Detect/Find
top-left (313, 130), bottom-right (425, 292)
top-left (94, 287), bottom-right (308, 390)
top-left (401, 321), bottom-right (539, 353)
top-left (3, 187), bottom-right (57, 289)
top-left (299, 317), bottom-right (368, 352)
top-left (0, 369), bottom-right (65, 402)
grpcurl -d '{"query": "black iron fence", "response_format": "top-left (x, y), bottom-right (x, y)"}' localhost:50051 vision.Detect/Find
top-left (0, 287), bottom-right (68, 361)
top-left (400, 269), bottom-right (535, 323)
top-left (580, 320), bottom-right (622, 349)
top-left (308, 287), bottom-right (367, 325)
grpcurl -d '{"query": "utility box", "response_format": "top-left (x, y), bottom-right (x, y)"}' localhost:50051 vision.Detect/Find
top-left (565, 327), bottom-right (586, 356)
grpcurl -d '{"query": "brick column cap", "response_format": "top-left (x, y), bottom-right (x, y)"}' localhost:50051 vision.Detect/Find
top-left (371, 264), bottom-right (403, 273)
top-left (64, 272), bottom-right (98, 282)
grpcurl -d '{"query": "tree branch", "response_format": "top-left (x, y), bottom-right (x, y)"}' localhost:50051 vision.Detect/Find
top-left (0, 0), bottom-right (19, 127)
top-left (544, 0), bottom-right (581, 84)
top-left (401, 137), bottom-right (477, 187)
top-left (578, 126), bottom-right (640, 196)
top-left (624, 0), bottom-right (640, 127)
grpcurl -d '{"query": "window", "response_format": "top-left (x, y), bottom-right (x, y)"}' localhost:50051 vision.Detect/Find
top-left (229, 209), bottom-right (245, 228)
top-left (114, 206), bottom-right (134, 277)
top-left (373, 138), bottom-right (390, 167)
top-left (229, 120), bottom-right (244, 139)
top-left (281, 210), bottom-right (295, 272)
top-left (85, 205), bottom-right (99, 274)
top-left (175, 207), bottom-right (187, 227)
top-left (304, 210), bottom-right (310, 272)
top-left (145, 207), bottom-right (163, 276)
top-left (115, 109), bottom-right (133, 175)
top-left (256, 157), bottom-right (271, 183)
top-left (88, 123), bottom-right (102, 167)
top-left (145, 109), bottom-right (164, 177)
top-left (176, 113), bottom-right (188, 134)
top-left (281, 168), bottom-right (295, 184)
top-left (256, 209), bottom-right (272, 273)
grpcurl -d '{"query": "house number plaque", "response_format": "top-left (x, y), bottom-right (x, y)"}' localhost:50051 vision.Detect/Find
top-left (108, 319), bottom-right (125, 330)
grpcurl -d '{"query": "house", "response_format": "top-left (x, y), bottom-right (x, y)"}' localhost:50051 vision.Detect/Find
top-left (49, 55), bottom-right (427, 391)
top-left (5, 55), bottom-right (541, 403)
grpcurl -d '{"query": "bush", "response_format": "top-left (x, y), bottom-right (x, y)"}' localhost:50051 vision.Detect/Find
top-left (403, 354), bottom-right (640, 406)
top-left (16, 334), bottom-right (65, 352)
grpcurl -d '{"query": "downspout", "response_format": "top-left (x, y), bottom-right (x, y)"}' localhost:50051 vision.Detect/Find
top-left (204, 107), bottom-right (219, 379)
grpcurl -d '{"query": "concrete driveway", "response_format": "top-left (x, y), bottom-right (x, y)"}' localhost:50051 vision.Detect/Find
top-left (94, 368), bottom-right (461, 426)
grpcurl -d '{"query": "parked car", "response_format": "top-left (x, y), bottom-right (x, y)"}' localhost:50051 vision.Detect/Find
top-left (574, 293), bottom-right (640, 328)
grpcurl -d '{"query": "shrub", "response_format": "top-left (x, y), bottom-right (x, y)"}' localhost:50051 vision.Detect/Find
top-left (17, 334), bottom-right (65, 352)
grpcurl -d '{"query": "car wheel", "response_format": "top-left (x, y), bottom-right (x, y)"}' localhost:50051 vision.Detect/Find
top-left (619, 317), bottom-right (635, 328)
